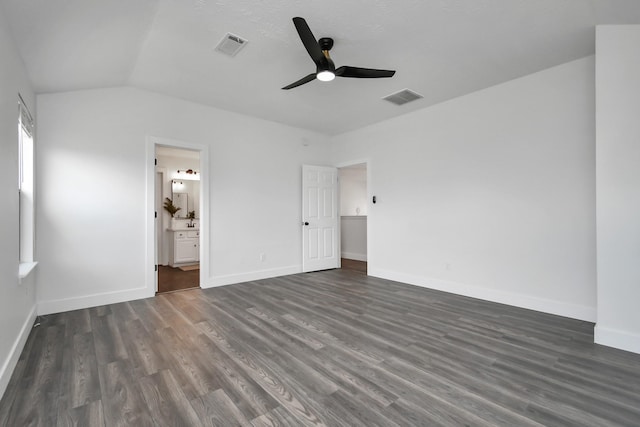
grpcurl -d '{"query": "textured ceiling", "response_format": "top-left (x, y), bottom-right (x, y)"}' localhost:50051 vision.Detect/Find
top-left (2, 0), bottom-right (640, 135)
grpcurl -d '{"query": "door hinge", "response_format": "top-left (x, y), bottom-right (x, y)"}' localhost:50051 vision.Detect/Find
top-left (155, 265), bottom-right (158, 272)
top-left (154, 158), bottom-right (157, 166)
top-left (155, 211), bottom-right (157, 218)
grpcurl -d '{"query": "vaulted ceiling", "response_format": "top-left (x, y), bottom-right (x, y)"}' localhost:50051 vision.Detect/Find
top-left (2, 0), bottom-right (639, 135)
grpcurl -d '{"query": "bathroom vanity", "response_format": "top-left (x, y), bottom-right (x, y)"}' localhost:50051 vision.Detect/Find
top-left (168, 228), bottom-right (199, 266)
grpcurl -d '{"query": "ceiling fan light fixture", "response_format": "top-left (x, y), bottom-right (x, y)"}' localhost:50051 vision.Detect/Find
top-left (281, 17), bottom-right (395, 90)
top-left (316, 70), bottom-right (335, 82)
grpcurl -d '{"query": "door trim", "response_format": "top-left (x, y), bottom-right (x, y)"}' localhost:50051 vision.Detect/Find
top-left (154, 167), bottom-right (166, 293)
top-left (145, 136), bottom-right (210, 297)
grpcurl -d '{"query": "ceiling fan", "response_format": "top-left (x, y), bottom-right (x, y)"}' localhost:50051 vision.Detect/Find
top-left (282, 17), bottom-right (396, 90)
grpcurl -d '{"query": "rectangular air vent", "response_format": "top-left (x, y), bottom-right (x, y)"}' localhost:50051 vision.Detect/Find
top-left (382, 88), bottom-right (424, 106)
top-left (215, 33), bottom-right (248, 57)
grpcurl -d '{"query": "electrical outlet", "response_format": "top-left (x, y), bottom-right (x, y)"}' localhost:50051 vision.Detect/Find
top-left (260, 253), bottom-right (266, 262)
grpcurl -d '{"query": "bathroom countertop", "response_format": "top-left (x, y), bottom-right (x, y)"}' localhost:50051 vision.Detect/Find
top-left (167, 227), bottom-right (200, 232)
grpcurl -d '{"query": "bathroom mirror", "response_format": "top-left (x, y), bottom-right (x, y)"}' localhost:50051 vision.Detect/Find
top-left (171, 179), bottom-right (200, 218)
top-left (173, 193), bottom-right (188, 216)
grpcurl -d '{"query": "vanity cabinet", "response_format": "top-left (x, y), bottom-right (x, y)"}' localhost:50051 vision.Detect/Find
top-left (169, 230), bottom-right (199, 266)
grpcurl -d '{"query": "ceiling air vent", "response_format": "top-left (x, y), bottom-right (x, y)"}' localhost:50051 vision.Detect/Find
top-left (382, 89), bottom-right (424, 106)
top-left (215, 33), bottom-right (248, 57)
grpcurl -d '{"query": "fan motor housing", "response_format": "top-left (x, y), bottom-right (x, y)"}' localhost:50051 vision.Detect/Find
top-left (318, 37), bottom-right (334, 51)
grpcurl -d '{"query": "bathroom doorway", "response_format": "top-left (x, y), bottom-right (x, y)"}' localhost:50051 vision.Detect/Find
top-left (155, 146), bottom-right (201, 293)
top-left (338, 163), bottom-right (368, 274)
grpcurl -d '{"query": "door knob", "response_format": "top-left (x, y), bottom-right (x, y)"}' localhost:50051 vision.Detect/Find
top-left (303, 222), bottom-right (309, 226)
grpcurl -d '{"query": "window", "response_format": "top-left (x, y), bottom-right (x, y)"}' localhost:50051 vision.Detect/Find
top-left (18, 95), bottom-right (36, 279)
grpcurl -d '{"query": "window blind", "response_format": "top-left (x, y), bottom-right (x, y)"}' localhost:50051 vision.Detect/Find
top-left (18, 94), bottom-right (34, 137)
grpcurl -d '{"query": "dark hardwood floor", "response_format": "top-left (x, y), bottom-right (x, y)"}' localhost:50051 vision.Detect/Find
top-left (341, 258), bottom-right (367, 274)
top-left (2, 268), bottom-right (640, 426)
top-left (157, 264), bottom-right (200, 294)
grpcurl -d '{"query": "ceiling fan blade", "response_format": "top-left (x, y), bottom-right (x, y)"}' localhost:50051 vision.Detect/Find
top-left (335, 66), bottom-right (396, 78)
top-left (282, 73), bottom-right (317, 90)
top-left (292, 17), bottom-right (325, 67)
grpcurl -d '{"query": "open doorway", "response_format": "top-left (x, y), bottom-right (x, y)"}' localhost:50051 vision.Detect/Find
top-left (156, 146), bottom-right (201, 293)
top-left (338, 163), bottom-right (368, 274)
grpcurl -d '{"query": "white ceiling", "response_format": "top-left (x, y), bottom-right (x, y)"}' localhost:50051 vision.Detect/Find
top-left (2, 0), bottom-right (639, 135)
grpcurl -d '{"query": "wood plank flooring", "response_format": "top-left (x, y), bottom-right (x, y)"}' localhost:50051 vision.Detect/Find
top-left (157, 265), bottom-right (200, 294)
top-left (2, 269), bottom-right (640, 426)
top-left (341, 258), bottom-right (367, 274)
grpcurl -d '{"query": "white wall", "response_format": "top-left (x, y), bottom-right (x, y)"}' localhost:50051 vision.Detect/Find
top-left (595, 26), bottom-right (640, 354)
top-left (0, 10), bottom-right (37, 398)
top-left (339, 166), bottom-right (367, 216)
top-left (36, 87), bottom-right (329, 314)
top-left (331, 57), bottom-right (597, 321)
top-left (340, 217), bottom-right (367, 261)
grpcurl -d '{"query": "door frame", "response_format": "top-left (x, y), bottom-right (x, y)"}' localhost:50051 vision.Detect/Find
top-left (155, 167), bottom-right (166, 292)
top-left (335, 159), bottom-right (370, 274)
top-left (145, 136), bottom-right (210, 296)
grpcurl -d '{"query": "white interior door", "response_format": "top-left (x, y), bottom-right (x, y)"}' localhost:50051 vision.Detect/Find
top-left (302, 165), bottom-right (339, 272)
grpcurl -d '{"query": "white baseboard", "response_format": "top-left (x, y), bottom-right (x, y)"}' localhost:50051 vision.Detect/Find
top-left (37, 287), bottom-right (153, 315)
top-left (594, 325), bottom-right (640, 355)
top-left (0, 304), bottom-right (36, 400)
top-left (341, 252), bottom-right (367, 262)
top-left (369, 268), bottom-right (596, 322)
top-left (37, 265), bottom-right (303, 314)
top-left (205, 265), bottom-right (302, 288)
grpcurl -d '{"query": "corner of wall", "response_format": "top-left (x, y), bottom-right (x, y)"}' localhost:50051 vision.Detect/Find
top-left (595, 25), bottom-right (640, 356)
top-left (0, 304), bottom-right (36, 399)
top-left (594, 325), bottom-right (640, 355)
top-left (37, 287), bottom-right (153, 316)
top-left (370, 268), bottom-right (597, 322)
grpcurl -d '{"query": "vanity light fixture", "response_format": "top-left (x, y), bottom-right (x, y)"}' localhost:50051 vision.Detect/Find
top-left (177, 169), bottom-right (198, 175)
top-left (175, 169), bottom-right (200, 181)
